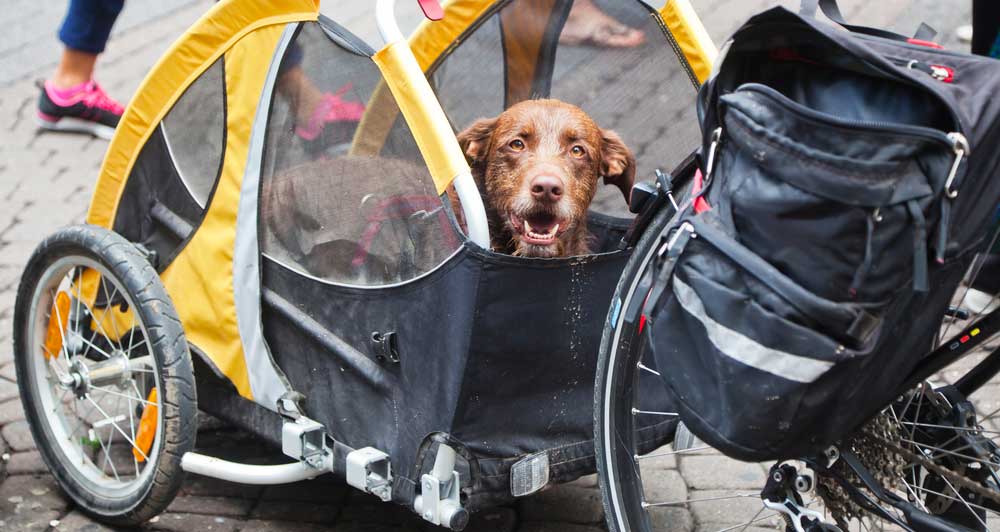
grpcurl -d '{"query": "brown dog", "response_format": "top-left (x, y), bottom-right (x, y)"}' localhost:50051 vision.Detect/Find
top-left (454, 99), bottom-right (635, 258)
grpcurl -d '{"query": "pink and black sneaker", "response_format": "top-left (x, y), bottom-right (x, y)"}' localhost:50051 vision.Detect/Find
top-left (295, 84), bottom-right (366, 156)
top-left (37, 80), bottom-right (124, 140)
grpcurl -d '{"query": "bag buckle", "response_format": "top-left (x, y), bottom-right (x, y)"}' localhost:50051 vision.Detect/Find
top-left (944, 132), bottom-right (969, 199)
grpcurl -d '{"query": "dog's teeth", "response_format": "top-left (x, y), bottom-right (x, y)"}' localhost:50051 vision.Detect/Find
top-left (524, 220), bottom-right (532, 233)
top-left (551, 224), bottom-right (559, 236)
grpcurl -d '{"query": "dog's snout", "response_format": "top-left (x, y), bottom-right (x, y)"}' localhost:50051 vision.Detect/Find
top-left (530, 175), bottom-right (564, 203)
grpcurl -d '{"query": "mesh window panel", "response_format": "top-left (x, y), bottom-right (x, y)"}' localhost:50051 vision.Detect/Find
top-left (113, 58), bottom-right (226, 268)
top-left (161, 58), bottom-right (226, 208)
top-left (259, 20), bottom-right (461, 287)
top-left (430, 0), bottom-right (702, 217)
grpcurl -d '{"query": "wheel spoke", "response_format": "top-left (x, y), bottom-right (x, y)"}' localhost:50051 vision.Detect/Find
top-left (84, 395), bottom-right (149, 461)
top-left (636, 445), bottom-right (711, 460)
top-left (642, 493), bottom-right (758, 508)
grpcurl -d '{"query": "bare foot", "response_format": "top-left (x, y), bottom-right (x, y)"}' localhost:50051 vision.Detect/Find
top-left (559, 0), bottom-right (645, 48)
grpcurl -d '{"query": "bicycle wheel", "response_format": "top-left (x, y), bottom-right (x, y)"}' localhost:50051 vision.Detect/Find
top-left (13, 225), bottom-right (197, 526)
top-left (596, 209), bottom-right (1000, 531)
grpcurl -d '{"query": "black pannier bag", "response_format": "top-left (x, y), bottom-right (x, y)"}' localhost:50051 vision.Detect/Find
top-left (644, 4), bottom-right (1000, 461)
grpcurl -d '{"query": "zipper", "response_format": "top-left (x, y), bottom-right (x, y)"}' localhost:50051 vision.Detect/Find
top-left (886, 56), bottom-right (954, 83)
top-left (734, 83), bottom-right (958, 148)
top-left (733, 20), bottom-right (964, 133)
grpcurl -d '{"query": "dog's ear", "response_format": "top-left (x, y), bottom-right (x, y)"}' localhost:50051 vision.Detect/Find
top-left (601, 129), bottom-right (636, 204)
top-left (457, 117), bottom-right (498, 163)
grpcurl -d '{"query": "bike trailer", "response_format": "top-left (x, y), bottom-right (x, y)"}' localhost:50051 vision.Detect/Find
top-left (59, 0), bottom-right (711, 523)
top-left (642, 3), bottom-right (1000, 461)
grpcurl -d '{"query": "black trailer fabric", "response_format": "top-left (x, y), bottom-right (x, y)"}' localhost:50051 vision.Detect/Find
top-left (261, 215), bottom-right (677, 508)
top-left (254, 5), bottom-right (694, 507)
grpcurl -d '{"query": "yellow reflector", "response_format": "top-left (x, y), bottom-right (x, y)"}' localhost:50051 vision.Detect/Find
top-left (971, 328), bottom-right (981, 337)
top-left (134, 387), bottom-right (158, 463)
top-left (43, 291), bottom-right (71, 360)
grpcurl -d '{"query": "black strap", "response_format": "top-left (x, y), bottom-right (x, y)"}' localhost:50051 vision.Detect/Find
top-left (643, 226), bottom-right (694, 316)
top-left (935, 199), bottom-right (951, 264)
top-left (800, 0), bottom-right (937, 43)
top-left (906, 200), bottom-right (930, 293)
top-left (913, 22), bottom-right (938, 42)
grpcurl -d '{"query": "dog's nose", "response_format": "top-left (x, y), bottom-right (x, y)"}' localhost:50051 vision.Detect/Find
top-left (530, 175), bottom-right (563, 203)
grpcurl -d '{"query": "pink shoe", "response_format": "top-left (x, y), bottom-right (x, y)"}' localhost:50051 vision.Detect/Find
top-left (37, 80), bottom-right (125, 140)
top-left (295, 84), bottom-right (365, 141)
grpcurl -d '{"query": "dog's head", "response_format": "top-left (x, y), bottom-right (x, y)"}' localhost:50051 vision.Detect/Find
top-left (457, 99), bottom-right (635, 258)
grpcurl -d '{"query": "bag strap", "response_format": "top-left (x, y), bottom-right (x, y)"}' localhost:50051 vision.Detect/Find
top-left (799, 0), bottom-right (937, 43)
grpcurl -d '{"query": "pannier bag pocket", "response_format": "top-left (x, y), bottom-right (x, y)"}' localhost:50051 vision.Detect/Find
top-left (716, 83), bottom-right (958, 303)
top-left (647, 216), bottom-right (877, 459)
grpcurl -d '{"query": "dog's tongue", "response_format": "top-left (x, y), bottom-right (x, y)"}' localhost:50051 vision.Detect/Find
top-left (523, 216), bottom-right (559, 241)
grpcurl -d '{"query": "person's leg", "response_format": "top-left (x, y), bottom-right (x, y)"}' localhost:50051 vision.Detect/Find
top-left (972, 0), bottom-right (1000, 57)
top-left (559, 0), bottom-right (644, 49)
top-left (38, 0), bottom-right (125, 139)
top-left (54, 0), bottom-right (124, 87)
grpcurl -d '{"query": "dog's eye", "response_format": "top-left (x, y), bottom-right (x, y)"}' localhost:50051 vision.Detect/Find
top-left (508, 139), bottom-right (525, 151)
top-left (570, 145), bottom-right (586, 158)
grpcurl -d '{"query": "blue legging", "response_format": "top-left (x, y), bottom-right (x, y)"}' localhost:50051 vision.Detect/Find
top-left (58, 0), bottom-right (124, 55)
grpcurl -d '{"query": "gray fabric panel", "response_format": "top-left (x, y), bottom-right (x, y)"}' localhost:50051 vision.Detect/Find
top-left (233, 23), bottom-right (299, 411)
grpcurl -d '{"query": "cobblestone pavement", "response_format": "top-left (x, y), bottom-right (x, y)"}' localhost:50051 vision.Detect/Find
top-left (0, 1), bottom-right (976, 531)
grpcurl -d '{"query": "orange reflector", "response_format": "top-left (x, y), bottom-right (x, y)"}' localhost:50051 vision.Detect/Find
top-left (43, 291), bottom-right (71, 360)
top-left (133, 387), bottom-right (158, 463)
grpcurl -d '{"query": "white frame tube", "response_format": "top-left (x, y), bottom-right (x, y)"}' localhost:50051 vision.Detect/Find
top-left (374, 0), bottom-right (491, 250)
top-left (181, 452), bottom-right (324, 485)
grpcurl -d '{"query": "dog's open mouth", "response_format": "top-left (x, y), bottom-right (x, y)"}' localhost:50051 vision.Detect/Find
top-left (510, 212), bottom-right (567, 246)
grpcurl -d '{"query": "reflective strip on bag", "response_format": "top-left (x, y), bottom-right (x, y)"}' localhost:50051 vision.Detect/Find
top-left (672, 275), bottom-right (833, 383)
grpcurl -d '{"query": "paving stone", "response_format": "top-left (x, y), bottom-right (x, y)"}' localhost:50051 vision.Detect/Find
top-left (235, 520), bottom-right (339, 532)
top-left (260, 477), bottom-right (349, 504)
top-left (52, 510), bottom-right (118, 532)
top-left (679, 455), bottom-right (767, 491)
top-left (0, 346), bottom-right (12, 366)
top-left (0, 474), bottom-right (69, 530)
top-left (1, 419), bottom-right (36, 451)
top-left (648, 507), bottom-right (694, 532)
top-left (5, 451), bottom-right (47, 475)
top-left (639, 445), bottom-right (678, 470)
top-left (180, 474), bottom-right (264, 500)
top-left (517, 523), bottom-right (605, 532)
top-left (0, 362), bottom-right (14, 382)
top-left (166, 495), bottom-right (254, 518)
top-left (337, 492), bottom-right (428, 527)
top-left (250, 500), bottom-right (341, 524)
top-left (147, 512), bottom-right (240, 532)
top-left (517, 484), bottom-right (604, 525)
top-left (465, 506), bottom-right (517, 532)
top-left (566, 473), bottom-right (599, 489)
top-left (0, 398), bottom-right (24, 426)
top-left (686, 489), bottom-right (773, 529)
top-left (0, 378), bottom-right (17, 403)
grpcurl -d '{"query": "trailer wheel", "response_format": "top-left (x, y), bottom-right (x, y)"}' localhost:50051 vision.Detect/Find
top-left (13, 225), bottom-right (197, 526)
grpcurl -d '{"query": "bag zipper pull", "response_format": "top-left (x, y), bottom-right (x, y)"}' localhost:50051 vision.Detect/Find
top-left (848, 209), bottom-right (879, 298)
top-left (703, 127), bottom-right (723, 182)
top-left (944, 132), bottom-right (969, 199)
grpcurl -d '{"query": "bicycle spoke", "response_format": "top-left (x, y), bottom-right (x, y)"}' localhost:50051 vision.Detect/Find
top-left (631, 409), bottom-right (678, 417)
top-left (84, 395), bottom-right (149, 461)
top-left (642, 493), bottom-right (758, 508)
top-left (636, 445), bottom-right (711, 460)
top-left (637, 362), bottom-right (660, 376)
